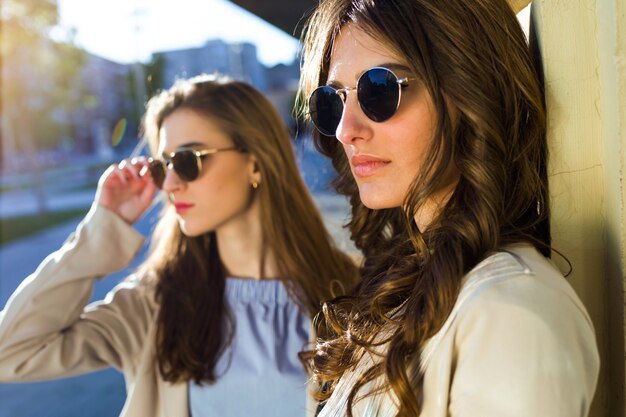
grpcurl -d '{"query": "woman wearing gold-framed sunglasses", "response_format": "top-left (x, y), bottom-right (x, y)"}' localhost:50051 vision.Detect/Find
top-left (0, 74), bottom-right (358, 417)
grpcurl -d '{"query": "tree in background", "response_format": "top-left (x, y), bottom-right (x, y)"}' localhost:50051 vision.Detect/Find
top-left (2, 0), bottom-right (89, 160)
top-left (1, 0), bottom-right (88, 211)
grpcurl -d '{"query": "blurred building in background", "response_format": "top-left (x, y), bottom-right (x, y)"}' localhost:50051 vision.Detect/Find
top-left (71, 53), bottom-right (136, 158)
top-left (151, 40), bottom-right (300, 123)
top-left (155, 40), bottom-right (267, 91)
top-left (264, 60), bottom-right (301, 128)
top-left (1, 38), bottom-right (300, 176)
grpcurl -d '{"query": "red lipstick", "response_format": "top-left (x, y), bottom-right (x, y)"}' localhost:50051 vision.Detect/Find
top-left (174, 202), bottom-right (194, 214)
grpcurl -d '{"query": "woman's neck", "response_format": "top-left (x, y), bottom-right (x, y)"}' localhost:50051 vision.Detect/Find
top-left (413, 175), bottom-right (458, 231)
top-left (215, 203), bottom-right (279, 280)
top-left (413, 164), bottom-right (459, 232)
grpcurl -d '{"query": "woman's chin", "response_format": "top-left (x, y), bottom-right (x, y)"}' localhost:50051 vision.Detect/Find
top-left (177, 220), bottom-right (200, 237)
top-left (358, 188), bottom-right (402, 210)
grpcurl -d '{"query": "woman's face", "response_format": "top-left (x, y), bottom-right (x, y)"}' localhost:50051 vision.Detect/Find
top-left (158, 108), bottom-right (259, 237)
top-left (327, 24), bottom-right (439, 210)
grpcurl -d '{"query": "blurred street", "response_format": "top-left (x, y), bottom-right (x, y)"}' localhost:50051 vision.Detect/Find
top-left (1, 1), bottom-right (351, 414)
top-left (0, 152), bottom-right (354, 416)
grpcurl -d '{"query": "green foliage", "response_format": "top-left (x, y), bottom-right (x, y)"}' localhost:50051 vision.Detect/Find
top-left (1, 0), bottom-right (59, 55)
top-left (0, 207), bottom-right (89, 246)
top-left (2, 0), bottom-right (88, 152)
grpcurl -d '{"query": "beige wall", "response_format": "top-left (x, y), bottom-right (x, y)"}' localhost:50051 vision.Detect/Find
top-left (532, 1), bottom-right (626, 416)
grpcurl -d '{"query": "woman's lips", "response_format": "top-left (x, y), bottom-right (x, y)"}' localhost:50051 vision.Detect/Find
top-left (174, 202), bottom-right (194, 214)
top-left (351, 154), bottom-right (390, 177)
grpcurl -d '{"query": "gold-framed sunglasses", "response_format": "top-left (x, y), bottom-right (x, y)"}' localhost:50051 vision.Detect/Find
top-left (148, 147), bottom-right (242, 189)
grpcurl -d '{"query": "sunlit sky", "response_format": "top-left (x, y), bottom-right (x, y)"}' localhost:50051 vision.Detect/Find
top-left (53, 0), bottom-right (301, 67)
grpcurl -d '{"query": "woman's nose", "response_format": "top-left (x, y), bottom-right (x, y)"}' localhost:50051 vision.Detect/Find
top-left (161, 165), bottom-right (184, 193)
top-left (335, 92), bottom-right (373, 145)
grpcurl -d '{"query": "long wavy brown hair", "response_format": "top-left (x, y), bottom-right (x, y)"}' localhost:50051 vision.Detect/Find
top-left (136, 75), bottom-right (358, 384)
top-left (298, 0), bottom-right (549, 415)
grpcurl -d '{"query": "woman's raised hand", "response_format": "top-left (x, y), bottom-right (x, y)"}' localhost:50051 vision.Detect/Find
top-left (95, 157), bottom-right (158, 225)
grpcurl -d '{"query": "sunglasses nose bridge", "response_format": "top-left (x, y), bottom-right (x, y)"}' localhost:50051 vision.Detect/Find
top-left (335, 95), bottom-right (377, 145)
top-left (157, 157), bottom-right (186, 189)
top-left (336, 86), bottom-right (356, 105)
top-left (160, 163), bottom-right (185, 191)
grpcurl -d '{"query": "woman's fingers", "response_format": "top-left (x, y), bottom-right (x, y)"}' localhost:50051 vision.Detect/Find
top-left (98, 158), bottom-right (154, 200)
top-left (96, 157), bottom-right (157, 224)
top-left (139, 164), bottom-right (150, 178)
top-left (112, 157), bottom-right (152, 186)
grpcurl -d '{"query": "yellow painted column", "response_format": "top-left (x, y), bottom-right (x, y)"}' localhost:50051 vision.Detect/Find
top-left (532, 1), bottom-right (626, 416)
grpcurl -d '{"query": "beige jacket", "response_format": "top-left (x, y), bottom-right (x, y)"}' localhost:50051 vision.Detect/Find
top-left (0, 205), bottom-right (317, 417)
top-left (317, 245), bottom-right (600, 417)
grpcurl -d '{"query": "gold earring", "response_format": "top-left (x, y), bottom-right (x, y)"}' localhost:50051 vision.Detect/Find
top-left (252, 181), bottom-right (259, 189)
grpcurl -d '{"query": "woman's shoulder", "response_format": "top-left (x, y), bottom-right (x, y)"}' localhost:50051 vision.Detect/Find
top-left (440, 243), bottom-right (598, 355)
top-left (419, 244), bottom-right (599, 382)
top-left (458, 244), bottom-right (591, 322)
top-left (421, 244), bottom-right (596, 362)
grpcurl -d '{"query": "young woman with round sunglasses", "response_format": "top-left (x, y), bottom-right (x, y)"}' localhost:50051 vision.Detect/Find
top-left (298, 0), bottom-right (599, 416)
top-left (0, 75), bottom-right (358, 417)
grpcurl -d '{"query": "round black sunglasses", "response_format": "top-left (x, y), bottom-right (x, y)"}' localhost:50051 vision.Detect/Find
top-left (308, 67), bottom-right (411, 137)
top-left (148, 147), bottom-right (241, 189)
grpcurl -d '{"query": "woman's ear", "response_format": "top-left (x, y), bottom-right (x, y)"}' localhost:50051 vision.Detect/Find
top-left (247, 154), bottom-right (262, 187)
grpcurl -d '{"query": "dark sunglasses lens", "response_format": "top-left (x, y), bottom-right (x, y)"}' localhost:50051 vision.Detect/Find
top-left (148, 160), bottom-right (166, 189)
top-left (171, 150), bottom-right (200, 182)
top-left (358, 68), bottom-right (400, 122)
top-left (309, 86), bottom-right (344, 136)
